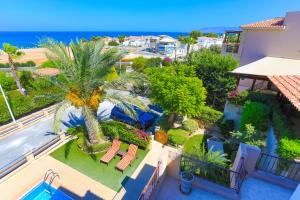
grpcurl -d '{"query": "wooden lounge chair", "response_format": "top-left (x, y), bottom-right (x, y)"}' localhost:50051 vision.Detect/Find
top-left (116, 144), bottom-right (138, 172)
top-left (100, 139), bottom-right (121, 165)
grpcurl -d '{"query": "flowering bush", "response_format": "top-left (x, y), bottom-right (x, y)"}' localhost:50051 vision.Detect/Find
top-left (227, 90), bottom-right (248, 105)
top-left (135, 129), bottom-right (150, 142)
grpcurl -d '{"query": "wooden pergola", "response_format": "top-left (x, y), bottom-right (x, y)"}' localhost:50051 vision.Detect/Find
top-left (231, 57), bottom-right (300, 111)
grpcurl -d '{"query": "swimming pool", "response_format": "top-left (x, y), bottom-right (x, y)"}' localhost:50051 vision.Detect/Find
top-left (21, 181), bottom-right (73, 200)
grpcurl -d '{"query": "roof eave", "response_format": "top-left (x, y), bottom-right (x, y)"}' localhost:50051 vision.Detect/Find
top-left (240, 26), bottom-right (286, 31)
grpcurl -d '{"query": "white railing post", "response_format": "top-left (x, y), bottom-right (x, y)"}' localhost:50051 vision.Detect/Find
top-left (0, 84), bottom-right (16, 123)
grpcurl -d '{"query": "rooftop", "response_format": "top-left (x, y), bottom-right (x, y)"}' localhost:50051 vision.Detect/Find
top-left (231, 57), bottom-right (300, 76)
top-left (241, 17), bottom-right (285, 30)
top-left (268, 75), bottom-right (300, 111)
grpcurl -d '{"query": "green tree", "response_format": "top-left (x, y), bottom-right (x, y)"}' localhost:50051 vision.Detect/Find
top-left (146, 64), bottom-right (207, 122)
top-left (209, 45), bottom-right (221, 54)
top-left (44, 39), bottom-right (147, 146)
top-left (132, 56), bottom-right (148, 72)
top-left (205, 32), bottom-right (219, 38)
top-left (187, 49), bottom-right (238, 109)
top-left (179, 36), bottom-right (197, 55)
top-left (189, 30), bottom-right (203, 39)
top-left (118, 35), bottom-right (126, 43)
top-left (108, 40), bottom-right (119, 46)
top-left (90, 36), bottom-right (102, 42)
top-left (1, 43), bottom-right (26, 95)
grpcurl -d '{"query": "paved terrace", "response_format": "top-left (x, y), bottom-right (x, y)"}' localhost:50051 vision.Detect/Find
top-left (0, 140), bottom-right (164, 199)
top-left (154, 176), bottom-right (294, 200)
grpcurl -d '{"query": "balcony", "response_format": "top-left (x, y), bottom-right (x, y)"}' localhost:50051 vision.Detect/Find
top-left (222, 31), bottom-right (242, 58)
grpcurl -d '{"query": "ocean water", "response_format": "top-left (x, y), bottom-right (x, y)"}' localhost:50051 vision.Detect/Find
top-left (0, 31), bottom-right (188, 48)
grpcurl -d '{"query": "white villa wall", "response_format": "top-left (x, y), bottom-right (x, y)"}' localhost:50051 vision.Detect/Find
top-left (239, 12), bottom-right (300, 66)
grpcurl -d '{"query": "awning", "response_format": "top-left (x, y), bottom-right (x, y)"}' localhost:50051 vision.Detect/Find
top-left (268, 75), bottom-right (300, 111)
top-left (232, 57), bottom-right (300, 76)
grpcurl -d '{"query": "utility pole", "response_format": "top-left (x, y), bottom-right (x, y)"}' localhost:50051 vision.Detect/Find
top-left (0, 84), bottom-right (16, 123)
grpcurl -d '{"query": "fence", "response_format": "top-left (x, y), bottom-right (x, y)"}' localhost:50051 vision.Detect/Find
top-left (0, 154), bottom-right (28, 179)
top-left (138, 163), bottom-right (160, 200)
top-left (0, 135), bottom-right (61, 180)
top-left (180, 154), bottom-right (245, 193)
top-left (0, 104), bottom-right (57, 137)
top-left (256, 152), bottom-right (300, 182)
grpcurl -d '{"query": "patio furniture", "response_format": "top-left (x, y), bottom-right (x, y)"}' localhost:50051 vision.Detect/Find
top-left (117, 149), bottom-right (127, 157)
top-left (116, 144), bottom-right (138, 172)
top-left (100, 139), bottom-right (121, 165)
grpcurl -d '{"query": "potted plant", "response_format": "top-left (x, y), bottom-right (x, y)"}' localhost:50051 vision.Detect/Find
top-left (180, 170), bottom-right (194, 194)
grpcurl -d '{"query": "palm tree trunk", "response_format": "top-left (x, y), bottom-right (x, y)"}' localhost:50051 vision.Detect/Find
top-left (8, 56), bottom-right (25, 95)
top-left (187, 44), bottom-right (190, 56)
top-left (82, 106), bottom-right (103, 144)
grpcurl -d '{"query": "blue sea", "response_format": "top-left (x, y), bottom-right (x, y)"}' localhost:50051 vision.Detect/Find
top-left (0, 31), bottom-right (188, 48)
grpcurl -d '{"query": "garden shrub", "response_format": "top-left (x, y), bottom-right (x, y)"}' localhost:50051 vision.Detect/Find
top-left (273, 112), bottom-right (300, 159)
top-left (193, 106), bottom-right (223, 127)
top-left (101, 121), bottom-right (149, 149)
top-left (0, 81), bottom-right (64, 124)
top-left (67, 127), bottom-right (111, 153)
top-left (182, 119), bottom-right (199, 132)
top-left (167, 128), bottom-right (189, 146)
top-left (155, 130), bottom-right (168, 145)
top-left (240, 101), bottom-right (270, 132)
top-left (183, 134), bottom-right (205, 155)
top-left (278, 138), bottom-right (300, 159)
top-left (0, 72), bottom-right (17, 91)
top-left (132, 56), bottom-right (148, 72)
top-left (0, 63), bottom-right (10, 68)
top-left (108, 41), bottom-right (119, 46)
top-left (0, 61), bottom-right (36, 68)
top-left (20, 71), bottom-right (33, 88)
top-left (230, 124), bottom-right (265, 148)
top-left (227, 90), bottom-right (248, 105)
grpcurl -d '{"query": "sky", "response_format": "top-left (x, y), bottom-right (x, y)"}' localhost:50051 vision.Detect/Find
top-left (0, 0), bottom-right (300, 32)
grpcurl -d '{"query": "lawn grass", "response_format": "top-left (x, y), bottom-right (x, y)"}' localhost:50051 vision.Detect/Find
top-left (50, 140), bottom-right (149, 191)
top-left (183, 134), bottom-right (205, 155)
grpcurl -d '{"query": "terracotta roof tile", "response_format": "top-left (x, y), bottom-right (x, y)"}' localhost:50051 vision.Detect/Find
top-left (268, 75), bottom-right (300, 111)
top-left (241, 17), bottom-right (285, 30)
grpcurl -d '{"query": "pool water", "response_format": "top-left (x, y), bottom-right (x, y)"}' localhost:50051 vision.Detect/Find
top-left (21, 181), bottom-right (73, 200)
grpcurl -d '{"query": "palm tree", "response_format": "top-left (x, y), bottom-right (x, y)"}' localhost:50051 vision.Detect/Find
top-left (118, 35), bottom-right (126, 44)
top-left (179, 36), bottom-right (197, 56)
top-left (44, 39), bottom-right (147, 145)
top-left (2, 43), bottom-right (26, 95)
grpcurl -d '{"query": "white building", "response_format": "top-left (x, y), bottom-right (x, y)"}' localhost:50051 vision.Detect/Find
top-left (156, 36), bottom-right (186, 59)
top-left (197, 36), bottom-right (223, 48)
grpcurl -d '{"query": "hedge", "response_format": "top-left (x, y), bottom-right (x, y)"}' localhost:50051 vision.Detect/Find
top-left (182, 119), bottom-right (199, 133)
top-left (278, 138), bottom-right (300, 160)
top-left (100, 121), bottom-right (149, 149)
top-left (273, 112), bottom-right (300, 159)
top-left (0, 72), bottom-right (17, 91)
top-left (240, 101), bottom-right (270, 132)
top-left (167, 128), bottom-right (189, 146)
top-left (193, 106), bottom-right (223, 127)
top-left (0, 60), bottom-right (36, 68)
top-left (0, 79), bottom-right (64, 124)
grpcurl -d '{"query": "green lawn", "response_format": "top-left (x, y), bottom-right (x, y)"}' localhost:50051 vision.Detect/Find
top-left (50, 141), bottom-right (149, 191)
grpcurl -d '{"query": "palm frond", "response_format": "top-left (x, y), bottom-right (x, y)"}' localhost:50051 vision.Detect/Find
top-left (105, 92), bottom-right (149, 120)
top-left (106, 71), bottom-right (148, 90)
